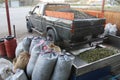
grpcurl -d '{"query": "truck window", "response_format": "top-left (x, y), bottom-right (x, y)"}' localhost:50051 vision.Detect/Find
top-left (39, 4), bottom-right (45, 15)
top-left (46, 4), bottom-right (70, 11)
top-left (33, 6), bottom-right (40, 15)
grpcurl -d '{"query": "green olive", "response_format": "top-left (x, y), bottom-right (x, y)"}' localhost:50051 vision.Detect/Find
top-left (79, 48), bottom-right (119, 63)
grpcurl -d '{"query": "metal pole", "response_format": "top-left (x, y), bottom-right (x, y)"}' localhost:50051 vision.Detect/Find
top-left (13, 25), bottom-right (16, 38)
top-left (5, 0), bottom-right (12, 36)
top-left (102, 0), bottom-right (105, 13)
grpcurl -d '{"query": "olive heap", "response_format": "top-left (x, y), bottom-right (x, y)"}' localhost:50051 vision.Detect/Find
top-left (79, 48), bottom-right (119, 63)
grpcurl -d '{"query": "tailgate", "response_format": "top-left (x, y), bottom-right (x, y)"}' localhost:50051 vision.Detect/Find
top-left (73, 18), bottom-right (105, 28)
top-left (71, 18), bottom-right (105, 42)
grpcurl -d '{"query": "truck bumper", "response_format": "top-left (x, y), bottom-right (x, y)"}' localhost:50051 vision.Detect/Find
top-left (68, 37), bottom-right (106, 48)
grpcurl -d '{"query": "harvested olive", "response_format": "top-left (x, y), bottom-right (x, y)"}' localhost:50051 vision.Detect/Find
top-left (79, 48), bottom-right (118, 63)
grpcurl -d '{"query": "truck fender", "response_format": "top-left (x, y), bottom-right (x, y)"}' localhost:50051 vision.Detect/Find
top-left (46, 26), bottom-right (59, 41)
top-left (26, 16), bottom-right (29, 21)
top-left (26, 20), bottom-right (33, 28)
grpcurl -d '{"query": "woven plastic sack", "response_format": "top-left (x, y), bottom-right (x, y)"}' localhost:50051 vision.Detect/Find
top-left (15, 37), bottom-right (33, 57)
top-left (51, 52), bottom-right (74, 80)
top-left (26, 39), bottom-right (45, 78)
top-left (32, 52), bottom-right (58, 80)
top-left (0, 66), bottom-right (13, 80)
top-left (104, 23), bottom-right (112, 36)
top-left (0, 58), bottom-right (13, 69)
top-left (15, 42), bottom-right (24, 57)
top-left (104, 23), bottom-right (117, 36)
top-left (0, 75), bottom-right (3, 80)
top-left (13, 52), bottom-right (30, 72)
top-left (26, 46), bottom-right (40, 78)
top-left (29, 37), bottom-right (43, 55)
top-left (0, 58), bottom-right (13, 79)
top-left (22, 37), bottom-right (33, 52)
top-left (109, 24), bottom-right (117, 35)
top-left (6, 69), bottom-right (28, 80)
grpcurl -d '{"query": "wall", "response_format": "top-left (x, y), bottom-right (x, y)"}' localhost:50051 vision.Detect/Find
top-left (104, 11), bottom-right (120, 30)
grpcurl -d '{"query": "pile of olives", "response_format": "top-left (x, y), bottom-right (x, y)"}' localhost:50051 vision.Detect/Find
top-left (79, 48), bottom-right (118, 63)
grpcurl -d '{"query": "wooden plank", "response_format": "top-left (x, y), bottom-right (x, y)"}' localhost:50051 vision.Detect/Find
top-left (45, 10), bottom-right (74, 20)
top-left (104, 11), bottom-right (120, 30)
top-left (75, 8), bottom-right (104, 18)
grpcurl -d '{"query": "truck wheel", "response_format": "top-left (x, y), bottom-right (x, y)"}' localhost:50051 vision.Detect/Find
top-left (47, 29), bottom-right (57, 42)
top-left (27, 21), bottom-right (33, 33)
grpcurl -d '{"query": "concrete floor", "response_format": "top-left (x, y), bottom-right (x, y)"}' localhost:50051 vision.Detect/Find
top-left (0, 7), bottom-right (40, 42)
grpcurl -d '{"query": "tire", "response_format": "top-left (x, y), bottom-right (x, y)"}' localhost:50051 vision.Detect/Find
top-left (27, 21), bottom-right (33, 33)
top-left (47, 29), bottom-right (57, 43)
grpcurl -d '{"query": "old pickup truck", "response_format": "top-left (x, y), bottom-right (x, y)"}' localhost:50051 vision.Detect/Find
top-left (26, 3), bottom-right (105, 47)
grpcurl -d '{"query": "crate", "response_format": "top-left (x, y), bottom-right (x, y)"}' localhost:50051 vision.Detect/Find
top-left (71, 35), bottom-right (120, 80)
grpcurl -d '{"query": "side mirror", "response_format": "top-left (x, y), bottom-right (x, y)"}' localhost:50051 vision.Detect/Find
top-left (29, 11), bottom-right (33, 14)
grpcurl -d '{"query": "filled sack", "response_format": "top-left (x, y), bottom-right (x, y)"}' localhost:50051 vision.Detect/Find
top-left (22, 37), bottom-right (33, 52)
top-left (32, 52), bottom-right (58, 80)
top-left (48, 43), bottom-right (61, 53)
top-left (51, 52), bottom-right (74, 80)
top-left (0, 66), bottom-right (13, 80)
top-left (26, 45), bottom-right (40, 78)
top-left (104, 23), bottom-right (118, 36)
top-left (15, 42), bottom-right (24, 57)
top-left (13, 51), bottom-right (30, 72)
top-left (15, 37), bottom-right (33, 57)
top-left (29, 37), bottom-right (43, 54)
top-left (6, 69), bottom-right (28, 80)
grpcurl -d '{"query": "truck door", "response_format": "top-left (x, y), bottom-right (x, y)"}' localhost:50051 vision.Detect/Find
top-left (30, 6), bottom-right (42, 31)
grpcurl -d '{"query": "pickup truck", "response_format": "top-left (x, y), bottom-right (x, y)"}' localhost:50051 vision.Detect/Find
top-left (26, 3), bottom-right (105, 47)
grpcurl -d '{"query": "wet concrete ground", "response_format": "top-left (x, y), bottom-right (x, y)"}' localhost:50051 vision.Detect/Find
top-left (0, 7), bottom-right (40, 42)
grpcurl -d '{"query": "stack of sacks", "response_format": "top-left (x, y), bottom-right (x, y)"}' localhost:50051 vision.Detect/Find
top-left (14, 36), bottom-right (74, 80)
top-left (27, 37), bottom-right (61, 79)
top-left (31, 50), bottom-right (74, 80)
